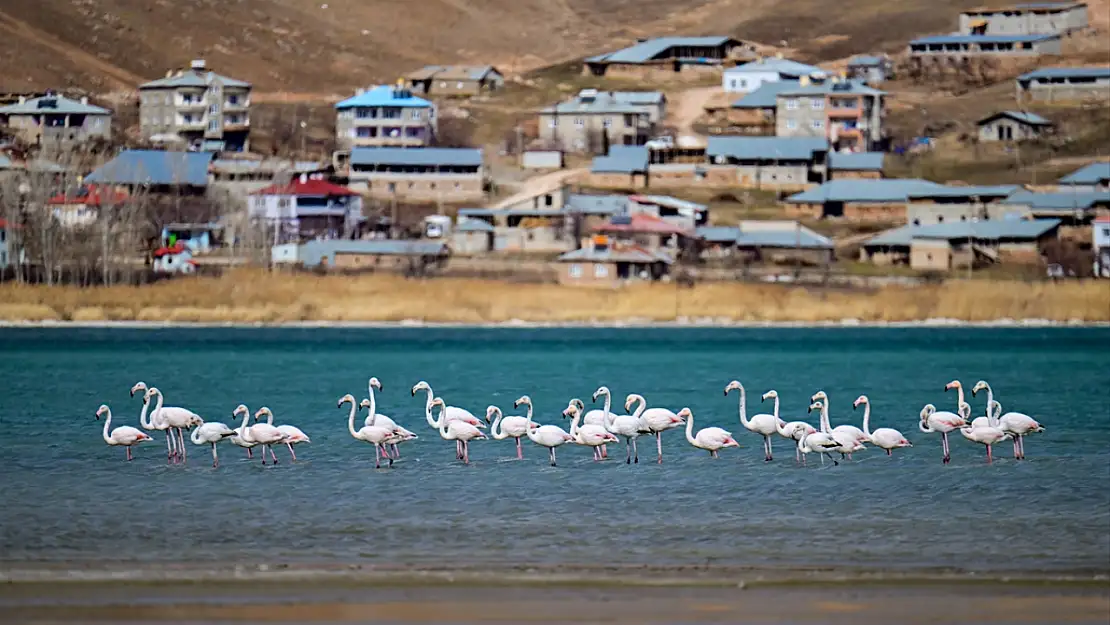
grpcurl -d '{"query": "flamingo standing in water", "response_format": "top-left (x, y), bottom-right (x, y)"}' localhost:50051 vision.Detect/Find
top-left (231, 404), bottom-right (287, 465)
top-left (339, 394), bottom-right (394, 468)
top-left (798, 403), bottom-right (842, 466)
top-left (624, 393), bottom-right (684, 464)
top-left (412, 380), bottom-right (484, 459)
top-left (517, 395), bottom-right (574, 467)
top-left (131, 381), bottom-right (178, 462)
top-left (567, 398), bottom-right (611, 459)
top-left (142, 385), bottom-right (203, 464)
top-left (919, 403), bottom-right (970, 464)
top-left (95, 404), bottom-right (152, 460)
top-left (365, 377), bottom-right (416, 459)
top-left (486, 405), bottom-right (539, 460)
top-left (593, 386), bottom-right (650, 465)
top-left (564, 401), bottom-right (619, 460)
top-left (254, 407), bottom-right (311, 462)
top-left (726, 380), bottom-right (783, 462)
top-left (971, 380), bottom-right (1045, 460)
top-left (189, 421), bottom-right (238, 467)
top-left (430, 396), bottom-right (487, 464)
top-left (681, 407), bottom-right (739, 458)
top-left (761, 390), bottom-right (817, 464)
top-left (853, 395), bottom-right (912, 456)
top-left (959, 401), bottom-right (1011, 463)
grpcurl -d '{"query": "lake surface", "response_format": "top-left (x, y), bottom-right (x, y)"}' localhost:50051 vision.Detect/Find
top-left (1, 326), bottom-right (1107, 575)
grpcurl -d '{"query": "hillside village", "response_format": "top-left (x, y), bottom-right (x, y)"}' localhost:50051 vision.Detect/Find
top-left (0, 0), bottom-right (1108, 288)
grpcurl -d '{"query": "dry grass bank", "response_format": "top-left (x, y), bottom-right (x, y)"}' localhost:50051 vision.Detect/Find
top-left (1, 271), bottom-right (1107, 324)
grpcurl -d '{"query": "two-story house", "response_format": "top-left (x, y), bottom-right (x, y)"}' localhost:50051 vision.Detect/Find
top-left (0, 91), bottom-right (111, 147)
top-left (335, 83), bottom-right (437, 150)
top-left (249, 175), bottom-right (362, 242)
top-left (538, 90), bottom-right (665, 154)
top-left (775, 77), bottom-right (886, 152)
top-left (138, 60), bottom-right (252, 152)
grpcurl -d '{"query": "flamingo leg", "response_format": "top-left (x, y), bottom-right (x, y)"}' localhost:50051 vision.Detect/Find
top-left (625, 438), bottom-right (632, 464)
top-left (819, 452), bottom-right (825, 466)
top-left (374, 444), bottom-right (381, 469)
top-left (261, 445), bottom-right (268, 465)
top-left (456, 440), bottom-right (463, 459)
top-left (392, 443), bottom-right (400, 459)
top-left (269, 445), bottom-right (279, 464)
top-left (1018, 435), bottom-right (1026, 460)
top-left (286, 442), bottom-right (298, 462)
top-left (986, 444), bottom-right (993, 464)
top-left (941, 432), bottom-right (951, 464)
top-left (126, 446), bottom-right (133, 461)
top-left (211, 443), bottom-right (219, 468)
top-left (165, 432), bottom-right (175, 462)
top-left (633, 438), bottom-right (639, 464)
top-left (765, 436), bottom-right (773, 462)
top-left (825, 452), bottom-right (839, 466)
top-left (656, 432), bottom-right (663, 464)
top-left (549, 446), bottom-right (557, 467)
top-left (176, 429), bottom-right (187, 463)
top-left (801, 452), bottom-right (807, 467)
top-left (247, 447), bottom-right (253, 459)
top-left (795, 445), bottom-right (801, 464)
top-left (516, 437), bottom-right (523, 460)
top-left (887, 449), bottom-right (892, 456)
top-left (601, 444), bottom-right (608, 459)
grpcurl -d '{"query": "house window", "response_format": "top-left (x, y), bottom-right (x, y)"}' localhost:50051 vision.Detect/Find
top-left (786, 120), bottom-right (797, 129)
top-left (811, 99), bottom-right (824, 110)
top-left (227, 94), bottom-right (239, 105)
top-left (812, 119), bottom-right (825, 129)
top-left (786, 99), bottom-right (798, 110)
top-left (594, 264), bottom-right (608, 278)
top-left (729, 79), bottom-right (737, 89)
top-left (574, 118), bottom-right (584, 127)
top-left (410, 109), bottom-right (421, 120)
top-left (603, 118), bottom-right (612, 128)
top-left (439, 82), bottom-right (447, 88)
top-left (210, 85), bottom-right (221, 95)
top-left (456, 82), bottom-right (464, 89)
top-left (549, 117), bottom-right (558, 128)
top-left (208, 119), bottom-right (219, 131)
top-left (568, 264), bottom-right (582, 278)
top-left (209, 104), bottom-right (219, 114)
top-left (356, 108), bottom-right (372, 119)
top-left (739, 79), bottom-right (748, 89)
top-left (1102, 227), bottom-right (1110, 237)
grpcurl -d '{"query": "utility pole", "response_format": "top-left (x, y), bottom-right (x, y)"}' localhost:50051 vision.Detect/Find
top-left (390, 190), bottom-right (398, 240)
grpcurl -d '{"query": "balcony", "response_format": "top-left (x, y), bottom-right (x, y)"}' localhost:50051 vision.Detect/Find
top-left (827, 107), bottom-right (862, 119)
top-left (224, 117), bottom-right (251, 129)
top-left (177, 117), bottom-right (205, 130)
top-left (224, 98), bottom-right (250, 109)
top-left (175, 99), bottom-right (206, 110)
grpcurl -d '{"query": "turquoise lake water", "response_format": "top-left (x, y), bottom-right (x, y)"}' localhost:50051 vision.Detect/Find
top-left (0, 326), bottom-right (1107, 574)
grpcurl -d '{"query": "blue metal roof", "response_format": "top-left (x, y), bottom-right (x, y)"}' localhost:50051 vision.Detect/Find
top-left (707, 136), bottom-right (827, 162)
top-left (978, 110), bottom-right (1053, 126)
top-left (140, 70), bottom-right (250, 90)
top-left (0, 94), bottom-right (110, 116)
top-left (828, 152), bottom-right (885, 171)
top-left (731, 80), bottom-right (800, 108)
top-left (696, 222), bottom-right (832, 248)
top-left (336, 85), bottom-right (433, 109)
top-left (999, 189), bottom-right (1110, 209)
top-left (85, 150), bottom-right (214, 186)
top-left (557, 246), bottom-right (673, 264)
top-left (1018, 66), bottom-right (1110, 82)
top-left (786, 179), bottom-right (944, 203)
top-left (542, 91), bottom-right (664, 115)
top-left (299, 239), bottom-right (448, 266)
top-left (349, 147), bottom-right (482, 167)
top-left (912, 34), bottom-right (1060, 44)
top-left (907, 184), bottom-right (1021, 199)
top-left (696, 226), bottom-right (741, 243)
top-left (864, 219), bottom-right (1061, 246)
top-left (849, 55), bottom-right (884, 67)
top-left (590, 146), bottom-right (649, 173)
top-left (455, 218), bottom-right (494, 232)
top-left (779, 80), bottom-right (885, 97)
top-left (0, 154), bottom-right (13, 169)
top-left (1058, 162), bottom-right (1110, 185)
top-left (725, 58), bottom-right (822, 77)
top-left (564, 193), bottom-right (628, 215)
top-left (586, 36), bottom-right (737, 64)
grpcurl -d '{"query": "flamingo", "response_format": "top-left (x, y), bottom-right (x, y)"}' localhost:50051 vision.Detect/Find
top-left (131, 381), bottom-right (177, 462)
top-left (429, 396), bottom-right (487, 464)
top-left (364, 377), bottom-right (416, 459)
top-left (231, 404), bottom-right (286, 466)
top-left (564, 402), bottom-right (619, 461)
top-left (761, 390), bottom-right (817, 464)
top-left (567, 398), bottom-right (611, 459)
top-left (485, 405), bottom-right (539, 460)
top-left (253, 407), bottom-right (311, 462)
top-left (142, 386), bottom-right (203, 464)
top-left (971, 381), bottom-right (1045, 460)
top-left (812, 391), bottom-right (868, 449)
top-left (959, 401), bottom-right (1011, 463)
top-left (229, 427), bottom-right (257, 459)
top-left (95, 404), bottom-right (152, 460)
top-left (681, 407), bottom-right (738, 458)
top-left (362, 398), bottom-right (418, 456)
top-left (189, 421), bottom-right (238, 467)
top-left (516, 395), bottom-right (574, 466)
top-left (593, 386), bottom-right (650, 464)
top-left (919, 403), bottom-right (970, 464)
top-left (797, 404), bottom-right (842, 466)
top-left (853, 395), bottom-right (912, 456)
top-left (810, 391), bottom-right (866, 460)
top-left (411, 381), bottom-right (484, 429)
top-left (338, 394), bottom-right (394, 468)
top-left (725, 380), bottom-right (783, 462)
top-left (624, 393), bottom-right (684, 464)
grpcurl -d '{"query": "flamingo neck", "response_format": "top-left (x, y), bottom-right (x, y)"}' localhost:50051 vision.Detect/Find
top-left (138, 395), bottom-right (152, 430)
top-left (569, 409), bottom-right (581, 438)
top-left (368, 383), bottom-right (378, 427)
top-left (862, 401), bottom-right (872, 437)
top-left (600, 391), bottom-right (614, 429)
top-left (684, 411), bottom-right (697, 447)
top-left (151, 391), bottom-right (165, 427)
top-left (628, 394), bottom-right (646, 420)
top-left (771, 397), bottom-right (788, 435)
top-left (238, 409), bottom-right (254, 440)
top-left (734, 385), bottom-right (750, 428)
top-left (490, 408), bottom-right (506, 439)
top-left (820, 402), bottom-right (831, 433)
top-left (523, 400), bottom-right (538, 441)
top-left (101, 409), bottom-right (112, 443)
top-left (344, 401), bottom-right (359, 438)
top-left (436, 403), bottom-right (450, 438)
top-left (954, 385), bottom-right (965, 411)
top-left (190, 426), bottom-right (203, 444)
top-left (421, 388), bottom-right (438, 429)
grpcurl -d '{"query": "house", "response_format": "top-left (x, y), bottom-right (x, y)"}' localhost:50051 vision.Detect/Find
top-left (908, 34), bottom-right (1062, 59)
top-left (775, 77), bottom-right (886, 152)
top-left (783, 178), bottom-right (946, 221)
top-left (335, 84), bottom-right (437, 149)
top-left (46, 185), bottom-right (131, 228)
top-left (1058, 162), bottom-right (1110, 190)
top-left (139, 59), bottom-right (251, 152)
top-left (977, 111), bottom-right (1053, 142)
top-left (705, 136), bottom-right (829, 190)
top-left (847, 55), bottom-right (893, 85)
top-left (555, 235), bottom-right (672, 287)
top-left (997, 189), bottom-right (1110, 223)
top-left (405, 66), bottom-right (504, 97)
top-left (0, 218), bottom-right (20, 270)
top-left (1016, 67), bottom-right (1110, 102)
top-left (582, 36), bottom-right (750, 78)
top-left (345, 147), bottom-right (484, 203)
top-left (587, 145), bottom-right (650, 188)
top-left (595, 212), bottom-right (692, 255)
top-left (0, 92), bottom-right (111, 146)
top-left (84, 149), bottom-right (215, 192)
top-left (628, 195), bottom-right (708, 230)
top-left (249, 175), bottom-right (363, 243)
top-left (905, 185), bottom-right (1024, 225)
top-left (277, 238), bottom-right (449, 273)
top-left (697, 220), bottom-right (834, 264)
top-left (152, 242), bottom-right (197, 275)
top-left (828, 152), bottom-right (885, 180)
top-left (1094, 215), bottom-right (1110, 277)
top-left (208, 159), bottom-right (327, 184)
top-left (456, 206), bottom-right (570, 252)
top-left (959, 2), bottom-right (1088, 35)
top-left (452, 218), bottom-right (496, 255)
top-left (726, 80), bottom-right (799, 135)
top-left (161, 222), bottom-right (222, 254)
top-left (860, 218), bottom-right (1061, 270)
top-left (722, 57), bottom-right (823, 93)
top-left (537, 90), bottom-right (665, 154)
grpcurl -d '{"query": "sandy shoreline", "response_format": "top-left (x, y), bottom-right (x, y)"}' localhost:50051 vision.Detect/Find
top-left (1, 318), bottom-right (1108, 329)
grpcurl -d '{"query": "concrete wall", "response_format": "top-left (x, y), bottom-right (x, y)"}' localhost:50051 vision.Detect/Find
top-left (556, 260), bottom-right (621, 287)
top-left (451, 231), bottom-right (494, 254)
top-left (978, 117), bottom-right (1048, 142)
top-left (336, 106), bottom-right (436, 149)
top-left (493, 224), bottom-right (573, 253)
top-left (348, 173), bottom-right (484, 203)
top-left (1018, 79), bottom-right (1110, 103)
top-left (959, 5), bottom-right (1088, 35)
top-left (909, 37), bottom-right (1061, 57)
top-left (6, 112), bottom-right (111, 145)
top-left (140, 79), bottom-right (252, 148)
top-left (584, 62), bottom-right (724, 81)
top-left (522, 150), bottom-right (564, 169)
top-left (777, 92), bottom-right (883, 150)
top-left (907, 201), bottom-right (1027, 225)
top-left (581, 172), bottom-right (648, 189)
top-left (538, 112), bottom-right (652, 154)
top-left (723, 69), bottom-right (781, 93)
top-left (911, 239), bottom-right (954, 270)
top-left (410, 75), bottom-right (502, 97)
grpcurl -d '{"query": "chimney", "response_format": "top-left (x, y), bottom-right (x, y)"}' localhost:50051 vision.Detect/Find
top-left (80, 96), bottom-right (89, 105)
top-left (799, 75), bottom-right (810, 87)
top-left (18, 96), bottom-right (25, 105)
top-left (299, 173), bottom-right (308, 184)
top-left (190, 59), bottom-right (206, 72)
top-left (165, 70), bottom-right (173, 78)
top-left (775, 52), bottom-right (784, 59)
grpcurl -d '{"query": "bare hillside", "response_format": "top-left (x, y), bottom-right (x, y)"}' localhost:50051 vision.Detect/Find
top-left (0, 0), bottom-right (1015, 94)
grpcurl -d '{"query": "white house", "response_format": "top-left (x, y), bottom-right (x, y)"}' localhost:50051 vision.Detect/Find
top-left (1095, 215), bottom-right (1110, 278)
top-left (152, 243), bottom-right (196, 275)
top-left (722, 57), bottom-right (825, 93)
top-left (249, 174), bottom-right (363, 243)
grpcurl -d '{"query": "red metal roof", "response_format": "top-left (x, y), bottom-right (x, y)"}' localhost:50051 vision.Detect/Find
top-left (0, 218), bottom-right (19, 229)
top-left (153, 242), bottom-right (189, 258)
top-left (46, 185), bottom-right (130, 206)
top-left (1095, 215), bottom-right (1110, 223)
top-left (251, 178), bottom-right (357, 197)
top-left (595, 213), bottom-right (691, 236)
